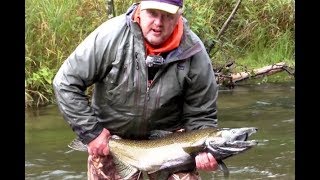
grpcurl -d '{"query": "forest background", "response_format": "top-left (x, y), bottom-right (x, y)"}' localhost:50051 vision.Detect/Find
top-left (25, 0), bottom-right (295, 108)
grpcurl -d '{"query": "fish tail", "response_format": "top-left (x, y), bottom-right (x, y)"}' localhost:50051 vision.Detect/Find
top-left (68, 138), bottom-right (88, 152)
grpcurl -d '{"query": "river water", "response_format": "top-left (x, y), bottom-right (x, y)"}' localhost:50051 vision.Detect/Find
top-left (25, 82), bottom-right (295, 180)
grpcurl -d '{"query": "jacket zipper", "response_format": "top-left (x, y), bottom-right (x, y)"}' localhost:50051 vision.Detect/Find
top-left (134, 52), bottom-right (140, 106)
top-left (141, 65), bottom-right (150, 137)
top-left (155, 78), bottom-right (162, 109)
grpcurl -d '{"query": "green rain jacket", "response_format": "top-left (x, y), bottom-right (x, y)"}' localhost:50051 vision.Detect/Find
top-left (53, 3), bottom-right (219, 144)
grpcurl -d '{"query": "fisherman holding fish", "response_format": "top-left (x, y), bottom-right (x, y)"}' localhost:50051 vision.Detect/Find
top-left (53, 0), bottom-right (220, 179)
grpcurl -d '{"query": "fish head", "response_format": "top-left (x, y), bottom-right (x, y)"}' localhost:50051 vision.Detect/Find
top-left (205, 127), bottom-right (258, 160)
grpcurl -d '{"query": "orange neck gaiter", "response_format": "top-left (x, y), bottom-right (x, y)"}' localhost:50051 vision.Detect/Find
top-left (133, 5), bottom-right (184, 56)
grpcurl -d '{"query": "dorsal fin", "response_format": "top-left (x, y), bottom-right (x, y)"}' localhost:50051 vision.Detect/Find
top-left (148, 130), bottom-right (173, 140)
top-left (182, 145), bottom-right (204, 154)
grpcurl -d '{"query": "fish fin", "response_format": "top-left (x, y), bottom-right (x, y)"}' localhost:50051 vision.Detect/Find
top-left (147, 169), bottom-right (159, 174)
top-left (147, 170), bottom-right (171, 179)
top-left (111, 135), bottom-right (122, 139)
top-left (182, 145), bottom-right (204, 154)
top-left (148, 130), bottom-right (173, 140)
top-left (217, 159), bottom-right (229, 178)
top-left (113, 155), bottom-right (140, 179)
top-left (68, 138), bottom-right (88, 152)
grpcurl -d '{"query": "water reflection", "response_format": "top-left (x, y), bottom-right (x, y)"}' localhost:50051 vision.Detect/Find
top-left (26, 82), bottom-right (295, 179)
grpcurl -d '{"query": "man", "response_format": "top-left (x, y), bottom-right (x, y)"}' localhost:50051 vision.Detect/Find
top-left (53, 0), bottom-right (219, 179)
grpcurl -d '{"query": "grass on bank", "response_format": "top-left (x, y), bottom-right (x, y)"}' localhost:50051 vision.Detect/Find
top-left (25, 0), bottom-right (295, 108)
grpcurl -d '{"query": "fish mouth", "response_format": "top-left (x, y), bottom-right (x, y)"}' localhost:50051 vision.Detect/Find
top-left (211, 131), bottom-right (257, 148)
top-left (227, 129), bottom-right (258, 147)
top-left (206, 128), bottom-right (258, 160)
top-left (225, 139), bottom-right (258, 147)
top-left (231, 127), bottom-right (258, 143)
top-left (234, 133), bottom-right (248, 141)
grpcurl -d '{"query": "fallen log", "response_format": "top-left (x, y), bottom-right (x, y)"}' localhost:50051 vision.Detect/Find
top-left (215, 62), bottom-right (294, 88)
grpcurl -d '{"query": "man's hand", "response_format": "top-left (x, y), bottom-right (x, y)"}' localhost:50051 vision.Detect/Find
top-left (87, 128), bottom-right (111, 156)
top-left (195, 152), bottom-right (218, 171)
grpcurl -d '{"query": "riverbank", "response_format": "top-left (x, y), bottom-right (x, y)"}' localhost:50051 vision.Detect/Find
top-left (25, 0), bottom-right (294, 108)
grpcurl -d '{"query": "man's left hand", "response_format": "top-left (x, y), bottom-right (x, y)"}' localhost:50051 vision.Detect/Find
top-left (195, 152), bottom-right (218, 171)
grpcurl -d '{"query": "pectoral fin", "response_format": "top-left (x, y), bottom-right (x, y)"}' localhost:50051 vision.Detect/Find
top-left (113, 156), bottom-right (140, 179)
top-left (217, 159), bottom-right (229, 178)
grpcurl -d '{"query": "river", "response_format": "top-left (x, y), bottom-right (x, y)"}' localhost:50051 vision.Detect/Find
top-left (25, 82), bottom-right (295, 179)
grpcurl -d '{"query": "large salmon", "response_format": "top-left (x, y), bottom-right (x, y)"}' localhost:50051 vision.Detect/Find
top-left (68, 127), bottom-right (258, 178)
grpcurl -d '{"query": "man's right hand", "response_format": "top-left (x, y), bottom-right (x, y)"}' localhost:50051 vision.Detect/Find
top-left (87, 128), bottom-right (111, 156)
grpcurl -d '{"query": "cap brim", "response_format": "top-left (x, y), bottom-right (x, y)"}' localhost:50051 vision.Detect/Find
top-left (140, 1), bottom-right (180, 14)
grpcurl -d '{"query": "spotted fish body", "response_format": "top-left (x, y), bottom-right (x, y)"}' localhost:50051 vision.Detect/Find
top-left (69, 127), bottom-right (258, 177)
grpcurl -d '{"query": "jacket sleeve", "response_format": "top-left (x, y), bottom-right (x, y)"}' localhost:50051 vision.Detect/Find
top-left (52, 22), bottom-right (116, 144)
top-left (183, 44), bottom-right (219, 131)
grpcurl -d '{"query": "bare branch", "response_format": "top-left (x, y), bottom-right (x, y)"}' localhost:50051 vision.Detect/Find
top-left (217, 0), bottom-right (243, 39)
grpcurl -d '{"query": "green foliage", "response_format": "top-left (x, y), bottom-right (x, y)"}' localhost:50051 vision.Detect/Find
top-left (25, 67), bottom-right (55, 107)
top-left (239, 29), bottom-right (294, 66)
top-left (25, 0), bottom-right (295, 107)
top-left (113, 0), bottom-right (139, 16)
top-left (25, 0), bottom-right (107, 107)
top-left (184, 0), bottom-right (294, 70)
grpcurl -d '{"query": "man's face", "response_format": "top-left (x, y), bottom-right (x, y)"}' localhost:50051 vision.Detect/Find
top-left (139, 9), bottom-right (180, 46)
